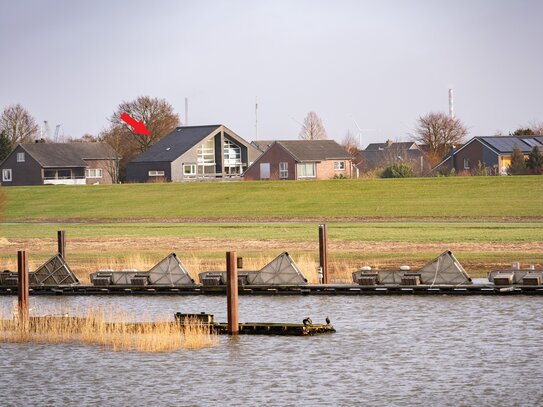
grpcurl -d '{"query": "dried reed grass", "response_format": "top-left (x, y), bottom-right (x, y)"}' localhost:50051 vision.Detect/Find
top-left (0, 305), bottom-right (218, 352)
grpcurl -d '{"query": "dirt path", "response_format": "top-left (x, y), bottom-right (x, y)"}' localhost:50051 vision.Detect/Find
top-left (2, 237), bottom-right (542, 254)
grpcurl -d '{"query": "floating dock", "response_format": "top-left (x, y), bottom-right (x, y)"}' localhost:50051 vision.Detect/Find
top-left (2, 251), bottom-right (542, 296)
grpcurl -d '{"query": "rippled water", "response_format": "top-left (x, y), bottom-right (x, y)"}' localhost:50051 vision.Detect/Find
top-left (1, 295), bottom-right (542, 406)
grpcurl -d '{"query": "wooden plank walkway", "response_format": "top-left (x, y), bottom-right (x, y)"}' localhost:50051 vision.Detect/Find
top-left (0, 284), bottom-right (542, 296)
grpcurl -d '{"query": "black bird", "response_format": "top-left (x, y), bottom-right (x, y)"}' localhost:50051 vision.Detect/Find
top-left (325, 316), bottom-right (330, 325)
top-left (303, 317), bottom-right (313, 326)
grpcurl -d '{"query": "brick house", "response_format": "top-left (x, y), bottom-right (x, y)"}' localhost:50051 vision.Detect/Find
top-left (433, 136), bottom-right (543, 175)
top-left (126, 125), bottom-right (261, 182)
top-left (0, 142), bottom-right (117, 186)
top-left (242, 140), bottom-right (355, 180)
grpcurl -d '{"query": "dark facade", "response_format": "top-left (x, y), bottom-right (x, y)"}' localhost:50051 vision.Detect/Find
top-left (433, 136), bottom-right (543, 175)
top-left (243, 140), bottom-right (354, 181)
top-left (0, 142), bottom-right (117, 186)
top-left (126, 125), bottom-right (261, 183)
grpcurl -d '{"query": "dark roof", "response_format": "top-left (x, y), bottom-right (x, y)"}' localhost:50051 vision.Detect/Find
top-left (277, 140), bottom-right (351, 161)
top-left (21, 142), bottom-right (116, 167)
top-left (478, 136), bottom-right (543, 153)
top-left (130, 125), bottom-right (221, 163)
top-left (357, 148), bottom-right (424, 170)
top-left (365, 141), bottom-right (418, 151)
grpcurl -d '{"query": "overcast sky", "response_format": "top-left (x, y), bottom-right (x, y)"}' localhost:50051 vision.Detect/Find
top-left (1, 0), bottom-right (542, 145)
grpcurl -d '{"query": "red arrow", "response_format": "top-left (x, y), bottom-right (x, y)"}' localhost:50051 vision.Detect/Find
top-left (120, 112), bottom-right (150, 136)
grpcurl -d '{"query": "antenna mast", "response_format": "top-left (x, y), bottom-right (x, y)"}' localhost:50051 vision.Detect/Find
top-left (185, 97), bottom-right (189, 125)
top-left (255, 96), bottom-right (258, 140)
top-left (448, 88), bottom-right (454, 119)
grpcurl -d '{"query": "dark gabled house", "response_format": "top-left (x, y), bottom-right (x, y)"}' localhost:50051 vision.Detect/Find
top-left (433, 136), bottom-right (543, 175)
top-left (126, 125), bottom-right (261, 183)
top-left (242, 140), bottom-right (355, 180)
top-left (0, 142), bottom-right (117, 186)
top-left (355, 140), bottom-right (425, 174)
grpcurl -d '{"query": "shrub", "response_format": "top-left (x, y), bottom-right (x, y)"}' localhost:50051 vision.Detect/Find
top-left (381, 163), bottom-right (414, 178)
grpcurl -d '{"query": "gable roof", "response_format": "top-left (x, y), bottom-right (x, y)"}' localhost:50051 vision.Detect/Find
top-left (130, 125), bottom-right (221, 163)
top-left (20, 142), bottom-right (116, 168)
top-left (365, 141), bottom-right (418, 151)
top-left (275, 140), bottom-right (351, 161)
top-left (251, 140), bottom-right (275, 153)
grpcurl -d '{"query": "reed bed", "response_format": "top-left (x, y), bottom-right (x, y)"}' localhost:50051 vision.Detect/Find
top-left (0, 305), bottom-right (218, 352)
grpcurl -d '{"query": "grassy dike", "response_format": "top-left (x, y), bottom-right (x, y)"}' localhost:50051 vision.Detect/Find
top-left (4, 176), bottom-right (543, 222)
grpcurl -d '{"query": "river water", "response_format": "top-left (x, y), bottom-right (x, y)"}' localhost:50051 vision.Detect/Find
top-left (1, 295), bottom-right (542, 406)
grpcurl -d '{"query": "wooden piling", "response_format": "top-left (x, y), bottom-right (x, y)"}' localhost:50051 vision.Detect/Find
top-left (226, 251), bottom-right (239, 335)
top-left (319, 224), bottom-right (329, 284)
top-left (17, 250), bottom-right (29, 322)
top-left (57, 230), bottom-right (66, 259)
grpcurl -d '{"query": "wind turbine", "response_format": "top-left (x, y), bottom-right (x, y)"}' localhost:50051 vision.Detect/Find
top-left (352, 116), bottom-right (377, 148)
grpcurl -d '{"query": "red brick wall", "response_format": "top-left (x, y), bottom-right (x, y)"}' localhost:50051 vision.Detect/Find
top-left (243, 144), bottom-right (354, 181)
top-left (85, 159), bottom-right (115, 184)
top-left (316, 160), bottom-right (352, 180)
top-left (243, 143), bottom-right (297, 180)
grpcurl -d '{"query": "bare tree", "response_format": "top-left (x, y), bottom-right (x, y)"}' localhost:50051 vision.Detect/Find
top-left (102, 96), bottom-right (180, 181)
top-left (299, 111), bottom-right (327, 140)
top-left (0, 104), bottom-right (39, 149)
top-left (341, 130), bottom-right (359, 156)
top-left (108, 96), bottom-right (180, 153)
top-left (412, 112), bottom-right (467, 166)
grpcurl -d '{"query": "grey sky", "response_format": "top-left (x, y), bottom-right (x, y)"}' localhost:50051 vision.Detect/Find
top-left (1, 0), bottom-right (542, 145)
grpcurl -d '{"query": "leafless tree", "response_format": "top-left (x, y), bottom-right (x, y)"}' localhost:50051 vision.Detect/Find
top-left (0, 104), bottom-right (39, 149)
top-left (102, 96), bottom-right (180, 181)
top-left (108, 96), bottom-right (180, 153)
top-left (341, 130), bottom-right (359, 156)
top-left (412, 112), bottom-right (467, 166)
top-left (299, 111), bottom-right (327, 140)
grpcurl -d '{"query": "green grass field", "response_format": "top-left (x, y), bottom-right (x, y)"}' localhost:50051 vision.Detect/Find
top-left (1, 177), bottom-right (542, 279)
top-left (3, 176), bottom-right (543, 222)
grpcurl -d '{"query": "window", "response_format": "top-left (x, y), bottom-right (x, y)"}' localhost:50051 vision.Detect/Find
top-left (148, 170), bottom-right (165, 177)
top-left (183, 164), bottom-right (196, 176)
top-left (58, 169), bottom-right (72, 179)
top-left (85, 169), bottom-right (103, 178)
top-left (334, 161), bottom-right (345, 171)
top-left (2, 169), bottom-right (12, 182)
top-left (17, 152), bottom-right (25, 162)
top-left (279, 162), bottom-right (288, 179)
top-left (224, 139), bottom-right (241, 166)
top-left (297, 162), bottom-right (316, 178)
top-left (463, 158), bottom-right (470, 170)
top-left (197, 138), bottom-right (215, 165)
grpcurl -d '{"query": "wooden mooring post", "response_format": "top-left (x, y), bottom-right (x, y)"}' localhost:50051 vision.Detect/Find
top-left (226, 251), bottom-right (239, 335)
top-left (319, 224), bottom-right (329, 284)
top-left (57, 230), bottom-right (66, 259)
top-left (17, 250), bottom-right (29, 322)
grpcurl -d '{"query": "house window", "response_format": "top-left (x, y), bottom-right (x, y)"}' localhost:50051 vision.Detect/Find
top-left (224, 139), bottom-right (241, 166)
top-left (58, 169), bottom-right (72, 179)
top-left (85, 169), bottom-right (103, 178)
top-left (17, 152), bottom-right (25, 162)
top-left (297, 162), bottom-right (316, 178)
top-left (183, 164), bottom-right (196, 176)
top-left (148, 170), bottom-right (165, 177)
top-left (2, 169), bottom-right (12, 182)
top-left (334, 161), bottom-right (345, 171)
top-left (279, 162), bottom-right (288, 179)
top-left (197, 138), bottom-right (215, 165)
top-left (463, 158), bottom-right (470, 170)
